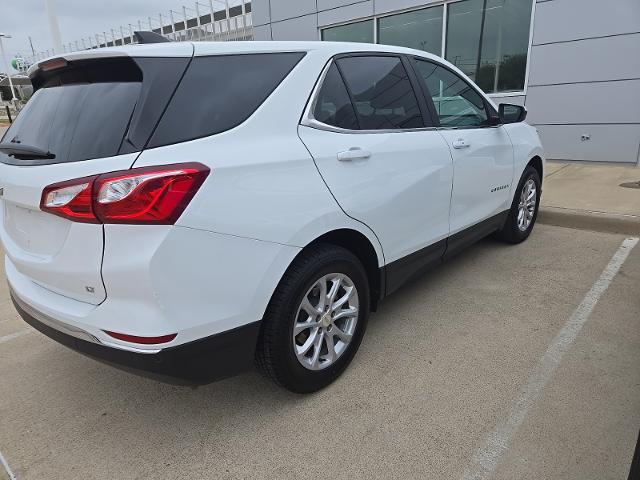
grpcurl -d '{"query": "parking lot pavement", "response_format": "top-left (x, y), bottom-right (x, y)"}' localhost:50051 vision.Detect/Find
top-left (539, 161), bottom-right (640, 236)
top-left (0, 224), bottom-right (638, 480)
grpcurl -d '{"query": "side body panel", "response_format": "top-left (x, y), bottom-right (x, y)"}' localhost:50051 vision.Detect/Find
top-left (439, 126), bottom-right (514, 234)
top-left (298, 126), bottom-right (453, 264)
top-left (502, 122), bottom-right (546, 193)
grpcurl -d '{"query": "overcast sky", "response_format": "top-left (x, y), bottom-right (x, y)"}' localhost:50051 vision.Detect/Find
top-left (2, 0), bottom-right (225, 70)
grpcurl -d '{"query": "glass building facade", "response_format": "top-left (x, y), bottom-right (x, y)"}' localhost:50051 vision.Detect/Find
top-left (321, 0), bottom-right (533, 94)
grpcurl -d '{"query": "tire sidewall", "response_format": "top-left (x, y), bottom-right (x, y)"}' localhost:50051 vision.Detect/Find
top-left (275, 254), bottom-right (370, 392)
top-left (508, 167), bottom-right (541, 242)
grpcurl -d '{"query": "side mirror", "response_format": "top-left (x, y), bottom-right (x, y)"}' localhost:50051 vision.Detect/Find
top-left (498, 103), bottom-right (527, 124)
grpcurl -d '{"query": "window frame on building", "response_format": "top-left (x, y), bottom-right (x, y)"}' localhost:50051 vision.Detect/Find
top-left (319, 0), bottom-right (536, 98)
top-left (320, 19), bottom-right (375, 43)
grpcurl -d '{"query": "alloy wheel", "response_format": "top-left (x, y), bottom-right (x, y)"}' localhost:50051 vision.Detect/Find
top-left (293, 273), bottom-right (359, 371)
top-left (517, 178), bottom-right (537, 231)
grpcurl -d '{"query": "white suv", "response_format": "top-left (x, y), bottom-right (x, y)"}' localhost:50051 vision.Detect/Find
top-left (0, 41), bottom-right (544, 393)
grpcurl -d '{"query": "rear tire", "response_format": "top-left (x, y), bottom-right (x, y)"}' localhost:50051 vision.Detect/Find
top-left (255, 244), bottom-right (370, 393)
top-left (495, 165), bottom-right (541, 244)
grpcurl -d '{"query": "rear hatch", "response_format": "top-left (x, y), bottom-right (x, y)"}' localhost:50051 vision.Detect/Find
top-left (0, 46), bottom-right (193, 304)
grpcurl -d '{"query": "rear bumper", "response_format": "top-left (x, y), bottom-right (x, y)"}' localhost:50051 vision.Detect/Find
top-left (12, 291), bottom-right (261, 385)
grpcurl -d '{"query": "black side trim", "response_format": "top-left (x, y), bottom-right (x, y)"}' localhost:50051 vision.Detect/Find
top-left (12, 293), bottom-right (260, 385)
top-left (382, 211), bottom-right (508, 296)
top-left (385, 239), bottom-right (446, 295)
top-left (401, 54), bottom-right (438, 128)
top-left (120, 56), bottom-right (193, 154)
top-left (444, 211), bottom-right (508, 261)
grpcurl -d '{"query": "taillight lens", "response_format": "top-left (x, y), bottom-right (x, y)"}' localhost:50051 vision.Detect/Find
top-left (94, 163), bottom-right (209, 224)
top-left (41, 176), bottom-right (100, 223)
top-left (40, 163), bottom-right (210, 225)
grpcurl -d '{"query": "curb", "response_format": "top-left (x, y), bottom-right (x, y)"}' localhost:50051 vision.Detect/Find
top-left (538, 206), bottom-right (640, 236)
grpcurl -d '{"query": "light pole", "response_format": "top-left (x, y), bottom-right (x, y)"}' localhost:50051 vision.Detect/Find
top-left (44, 0), bottom-right (63, 53)
top-left (0, 33), bottom-right (18, 102)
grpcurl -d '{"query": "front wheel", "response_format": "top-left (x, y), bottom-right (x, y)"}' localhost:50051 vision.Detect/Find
top-left (495, 165), bottom-right (541, 243)
top-left (255, 244), bottom-right (370, 393)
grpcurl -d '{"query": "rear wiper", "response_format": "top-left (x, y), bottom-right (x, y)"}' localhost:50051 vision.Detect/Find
top-left (0, 143), bottom-right (56, 160)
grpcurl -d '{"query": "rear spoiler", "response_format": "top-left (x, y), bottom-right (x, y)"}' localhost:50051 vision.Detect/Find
top-left (27, 51), bottom-right (129, 79)
top-left (27, 40), bottom-right (192, 79)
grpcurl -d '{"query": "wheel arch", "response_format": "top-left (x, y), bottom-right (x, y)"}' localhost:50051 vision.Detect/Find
top-left (304, 229), bottom-right (384, 310)
top-left (527, 155), bottom-right (544, 182)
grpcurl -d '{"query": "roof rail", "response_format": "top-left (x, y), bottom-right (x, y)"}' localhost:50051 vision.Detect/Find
top-left (133, 31), bottom-right (170, 44)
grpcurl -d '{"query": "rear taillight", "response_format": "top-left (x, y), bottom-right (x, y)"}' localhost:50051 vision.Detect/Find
top-left (94, 164), bottom-right (210, 224)
top-left (41, 176), bottom-right (100, 223)
top-left (40, 163), bottom-right (210, 224)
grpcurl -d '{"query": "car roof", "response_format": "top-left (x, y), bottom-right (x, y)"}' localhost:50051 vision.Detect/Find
top-left (28, 40), bottom-right (445, 77)
top-left (192, 40), bottom-right (443, 60)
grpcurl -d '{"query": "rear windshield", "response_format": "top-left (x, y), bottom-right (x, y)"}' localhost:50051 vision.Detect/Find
top-left (0, 57), bottom-right (190, 166)
top-left (148, 52), bottom-right (306, 148)
top-left (1, 82), bottom-right (139, 164)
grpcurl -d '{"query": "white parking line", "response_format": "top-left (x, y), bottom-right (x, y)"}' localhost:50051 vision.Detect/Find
top-left (462, 236), bottom-right (639, 480)
top-left (0, 329), bottom-right (31, 345)
top-left (0, 449), bottom-right (17, 480)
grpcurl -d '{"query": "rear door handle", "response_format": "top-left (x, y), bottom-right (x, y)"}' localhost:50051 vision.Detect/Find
top-left (452, 138), bottom-right (470, 149)
top-left (337, 148), bottom-right (371, 161)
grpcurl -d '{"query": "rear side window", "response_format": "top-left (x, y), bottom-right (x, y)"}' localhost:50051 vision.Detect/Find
top-left (313, 64), bottom-right (359, 130)
top-left (149, 52), bottom-right (306, 148)
top-left (336, 56), bottom-right (425, 130)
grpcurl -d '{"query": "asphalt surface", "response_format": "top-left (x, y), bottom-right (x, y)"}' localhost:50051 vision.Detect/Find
top-left (0, 224), bottom-right (638, 479)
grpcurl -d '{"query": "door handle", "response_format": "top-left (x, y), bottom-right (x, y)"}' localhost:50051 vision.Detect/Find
top-left (452, 138), bottom-right (470, 149)
top-left (337, 148), bottom-right (371, 161)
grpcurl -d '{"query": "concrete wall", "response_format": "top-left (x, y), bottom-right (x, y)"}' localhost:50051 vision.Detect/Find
top-left (252, 0), bottom-right (640, 163)
top-left (525, 0), bottom-right (640, 163)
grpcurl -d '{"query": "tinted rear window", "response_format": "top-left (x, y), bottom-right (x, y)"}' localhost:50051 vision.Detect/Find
top-left (1, 82), bottom-right (140, 165)
top-left (0, 57), bottom-right (190, 166)
top-left (148, 52), bottom-right (306, 148)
